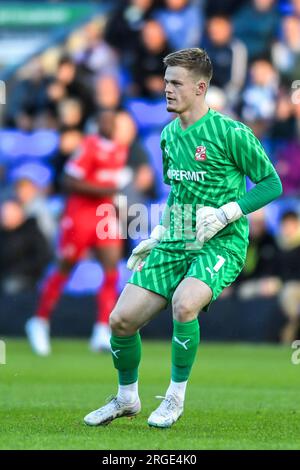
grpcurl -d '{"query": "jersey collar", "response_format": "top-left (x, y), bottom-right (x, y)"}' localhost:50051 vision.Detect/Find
top-left (176, 108), bottom-right (214, 135)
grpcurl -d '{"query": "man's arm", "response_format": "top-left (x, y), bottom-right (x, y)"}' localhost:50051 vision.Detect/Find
top-left (236, 171), bottom-right (282, 215)
top-left (196, 124), bottom-right (282, 244)
top-left (62, 174), bottom-right (118, 198)
top-left (226, 124), bottom-right (282, 215)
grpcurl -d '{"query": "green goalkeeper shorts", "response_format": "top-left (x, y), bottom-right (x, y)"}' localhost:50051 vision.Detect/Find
top-left (128, 239), bottom-right (245, 311)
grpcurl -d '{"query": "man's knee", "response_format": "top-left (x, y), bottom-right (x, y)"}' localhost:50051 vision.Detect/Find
top-left (109, 308), bottom-right (136, 336)
top-left (172, 296), bottom-right (199, 322)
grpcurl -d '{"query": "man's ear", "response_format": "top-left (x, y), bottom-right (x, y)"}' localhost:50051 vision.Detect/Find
top-left (196, 80), bottom-right (207, 96)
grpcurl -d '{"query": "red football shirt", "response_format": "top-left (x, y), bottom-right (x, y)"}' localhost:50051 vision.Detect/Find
top-left (64, 135), bottom-right (130, 216)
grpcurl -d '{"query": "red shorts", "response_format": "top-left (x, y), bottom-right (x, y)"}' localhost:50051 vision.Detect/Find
top-left (58, 209), bottom-right (122, 262)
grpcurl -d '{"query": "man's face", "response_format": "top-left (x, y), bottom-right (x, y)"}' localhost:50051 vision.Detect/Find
top-left (1, 201), bottom-right (25, 231)
top-left (207, 17), bottom-right (232, 45)
top-left (164, 66), bottom-right (205, 114)
top-left (281, 217), bottom-right (300, 241)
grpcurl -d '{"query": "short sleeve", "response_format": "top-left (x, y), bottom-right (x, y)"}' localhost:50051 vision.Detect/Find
top-left (64, 137), bottom-right (95, 180)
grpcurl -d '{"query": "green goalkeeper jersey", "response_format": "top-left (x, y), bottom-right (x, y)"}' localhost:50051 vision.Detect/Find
top-left (160, 108), bottom-right (279, 261)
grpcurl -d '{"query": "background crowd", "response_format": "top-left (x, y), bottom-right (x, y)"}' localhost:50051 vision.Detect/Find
top-left (1, 0), bottom-right (300, 343)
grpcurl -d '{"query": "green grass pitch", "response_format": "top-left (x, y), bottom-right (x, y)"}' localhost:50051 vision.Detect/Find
top-left (0, 339), bottom-right (299, 450)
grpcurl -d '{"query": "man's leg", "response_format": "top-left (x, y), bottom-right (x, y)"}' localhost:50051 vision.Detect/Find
top-left (147, 277), bottom-right (212, 428)
top-left (35, 259), bottom-right (73, 320)
top-left (90, 244), bottom-right (123, 351)
top-left (148, 242), bottom-right (245, 428)
top-left (25, 259), bottom-right (74, 356)
top-left (84, 283), bottom-right (167, 426)
top-left (26, 208), bottom-right (91, 356)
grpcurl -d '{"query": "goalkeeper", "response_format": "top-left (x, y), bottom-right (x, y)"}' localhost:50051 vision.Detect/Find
top-left (84, 48), bottom-right (282, 428)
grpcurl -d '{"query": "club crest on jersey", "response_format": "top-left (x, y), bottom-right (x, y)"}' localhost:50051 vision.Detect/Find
top-left (194, 145), bottom-right (206, 161)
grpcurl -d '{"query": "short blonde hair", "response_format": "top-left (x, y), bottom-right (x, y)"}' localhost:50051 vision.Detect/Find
top-left (163, 48), bottom-right (213, 83)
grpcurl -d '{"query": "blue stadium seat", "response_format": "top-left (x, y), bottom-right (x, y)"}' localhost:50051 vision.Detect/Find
top-left (0, 129), bottom-right (59, 163)
top-left (9, 162), bottom-right (53, 187)
top-left (125, 97), bottom-right (170, 133)
top-left (63, 258), bottom-right (132, 295)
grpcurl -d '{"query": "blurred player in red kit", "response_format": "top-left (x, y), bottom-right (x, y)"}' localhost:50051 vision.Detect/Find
top-left (25, 111), bottom-right (131, 355)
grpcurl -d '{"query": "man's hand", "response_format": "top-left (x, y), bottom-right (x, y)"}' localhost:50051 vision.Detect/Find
top-left (196, 202), bottom-right (243, 244)
top-left (127, 225), bottom-right (166, 271)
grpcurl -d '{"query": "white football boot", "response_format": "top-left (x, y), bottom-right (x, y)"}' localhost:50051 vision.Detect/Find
top-left (84, 396), bottom-right (141, 426)
top-left (147, 395), bottom-right (184, 428)
top-left (25, 317), bottom-right (51, 356)
top-left (89, 323), bottom-right (111, 352)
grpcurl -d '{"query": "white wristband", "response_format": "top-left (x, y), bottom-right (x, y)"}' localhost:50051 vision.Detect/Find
top-left (220, 202), bottom-right (243, 223)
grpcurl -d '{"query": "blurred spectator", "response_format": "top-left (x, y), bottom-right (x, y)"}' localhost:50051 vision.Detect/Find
top-left (289, 0), bottom-right (300, 16)
top-left (46, 79), bottom-right (67, 127)
top-left (47, 56), bottom-right (95, 124)
top-left (233, 0), bottom-right (280, 61)
top-left (131, 20), bottom-right (172, 97)
top-left (292, 99), bottom-right (300, 139)
top-left (275, 139), bottom-right (300, 196)
top-left (73, 20), bottom-right (119, 80)
top-left (114, 110), bottom-right (155, 201)
top-left (85, 75), bottom-right (123, 133)
top-left (105, 0), bottom-right (156, 67)
top-left (277, 211), bottom-right (300, 343)
top-left (206, 86), bottom-right (237, 118)
top-left (154, 0), bottom-right (203, 50)
top-left (12, 165), bottom-right (57, 243)
top-left (5, 58), bottom-right (51, 129)
top-left (94, 75), bottom-right (122, 111)
top-left (0, 200), bottom-right (51, 294)
top-left (272, 15), bottom-right (300, 81)
top-left (269, 88), bottom-right (295, 141)
top-left (237, 209), bottom-right (281, 299)
top-left (203, 15), bottom-right (247, 106)
top-left (57, 98), bottom-right (85, 130)
top-left (0, 165), bottom-right (10, 202)
top-left (241, 59), bottom-right (279, 134)
top-left (52, 128), bottom-right (84, 192)
top-left (204, 0), bottom-right (248, 17)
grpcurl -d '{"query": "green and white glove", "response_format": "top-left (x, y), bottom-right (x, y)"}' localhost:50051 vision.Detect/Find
top-left (127, 225), bottom-right (167, 271)
top-left (196, 202), bottom-right (243, 244)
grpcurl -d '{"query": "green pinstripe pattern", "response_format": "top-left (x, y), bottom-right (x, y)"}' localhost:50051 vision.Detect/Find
top-left (128, 240), bottom-right (243, 311)
top-left (129, 109), bottom-right (275, 307)
top-left (160, 109), bottom-right (276, 261)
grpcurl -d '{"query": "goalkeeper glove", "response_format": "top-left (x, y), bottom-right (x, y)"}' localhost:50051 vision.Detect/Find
top-left (127, 225), bottom-right (167, 271)
top-left (196, 202), bottom-right (243, 245)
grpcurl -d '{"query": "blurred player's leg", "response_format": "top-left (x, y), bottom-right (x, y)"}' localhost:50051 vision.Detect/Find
top-left (26, 208), bottom-right (94, 355)
top-left (279, 281), bottom-right (300, 344)
top-left (25, 259), bottom-right (74, 356)
top-left (90, 244), bottom-right (123, 352)
top-left (148, 278), bottom-right (212, 428)
top-left (84, 283), bottom-right (167, 426)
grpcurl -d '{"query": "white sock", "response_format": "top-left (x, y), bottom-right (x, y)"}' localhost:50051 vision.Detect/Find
top-left (117, 381), bottom-right (139, 403)
top-left (166, 380), bottom-right (187, 402)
